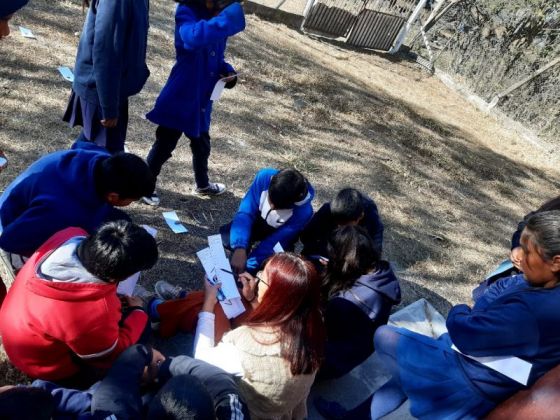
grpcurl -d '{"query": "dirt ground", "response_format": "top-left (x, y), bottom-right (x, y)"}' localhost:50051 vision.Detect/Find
top-left (0, 0), bottom-right (558, 386)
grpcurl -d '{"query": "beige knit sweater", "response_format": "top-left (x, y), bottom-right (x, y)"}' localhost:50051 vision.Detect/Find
top-left (222, 326), bottom-right (316, 420)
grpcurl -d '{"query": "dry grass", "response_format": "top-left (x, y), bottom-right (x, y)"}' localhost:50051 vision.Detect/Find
top-left (0, 0), bottom-right (558, 385)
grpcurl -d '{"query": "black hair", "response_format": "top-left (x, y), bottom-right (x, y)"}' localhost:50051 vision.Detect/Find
top-left (0, 387), bottom-right (55, 420)
top-left (147, 375), bottom-right (216, 420)
top-left (525, 210), bottom-right (560, 261)
top-left (323, 225), bottom-right (381, 298)
top-left (77, 220), bottom-right (158, 282)
top-left (96, 153), bottom-right (155, 200)
top-left (331, 188), bottom-right (365, 225)
top-left (268, 169), bottom-right (308, 209)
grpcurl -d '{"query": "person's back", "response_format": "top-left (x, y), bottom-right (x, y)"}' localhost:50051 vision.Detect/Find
top-left (0, 221), bottom-right (158, 381)
top-left (0, 148), bottom-right (155, 257)
top-left (301, 188), bottom-right (384, 259)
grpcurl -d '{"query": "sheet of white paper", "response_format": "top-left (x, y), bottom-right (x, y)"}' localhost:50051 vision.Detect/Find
top-left (197, 247), bottom-right (245, 319)
top-left (210, 79), bottom-right (226, 101)
top-left (273, 242), bottom-right (284, 253)
top-left (451, 344), bottom-right (532, 385)
top-left (221, 297), bottom-right (246, 319)
top-left (117, 272), bottom-right (140, 296)
top-left (58, 66), bottom-right (74, 82)
top-left (163, 211), bottom-right (188, 234)
top-left (19, 26), bottom-right (36, 39)
top-left (208, 235), bottom-right (240, 300)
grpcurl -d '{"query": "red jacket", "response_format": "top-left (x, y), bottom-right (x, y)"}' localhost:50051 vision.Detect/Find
top-left (0, 227), bottom-right (148, 380)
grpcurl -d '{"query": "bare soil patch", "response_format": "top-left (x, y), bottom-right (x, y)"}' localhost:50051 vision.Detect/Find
top-left (0, 0), bottom-right (558, 385)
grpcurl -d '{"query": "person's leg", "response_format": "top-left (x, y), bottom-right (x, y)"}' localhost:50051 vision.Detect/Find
top-left (104, 100), bottom-right (129, 154)
top-left (188, 132), bottom-right (211, 189)
top-left (146, 125), bottom-right (183, 178)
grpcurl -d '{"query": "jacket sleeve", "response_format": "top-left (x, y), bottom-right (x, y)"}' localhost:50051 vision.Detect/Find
top-left (230, 171), bottom-right (264, 250)
top-left (160, 356), bottom-right (249, 420)
top-left (92, 0), bottom-right (130, 119)
top-left (32, 380), bottom-right (93, 416)
top-left (178, 3), bottom-right (245, 50)
top-left (473, 275), bottom-right (527, 310)
top-left (363, 199), bottom-right (384, 253)
top-left (67, 298), bottom-right (147, 368)
top-left (447, 298), bottom-right (539, 358)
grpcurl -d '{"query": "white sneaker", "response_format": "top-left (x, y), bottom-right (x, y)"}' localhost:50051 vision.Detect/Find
top-left (155, 280), bottom-right (186, 300)
top-left (194, 182), bottom-right (226, 196)
top-left (141, 190), bottom-right (160, 206)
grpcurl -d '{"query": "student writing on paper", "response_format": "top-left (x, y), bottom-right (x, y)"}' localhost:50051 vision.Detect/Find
top-left (221, 168), bottom-right (315, 274)
top-left (318, 226), bottom-right (400, 381)
top-left (0, 221), bottom-right (158, 386)
top-left (142, 0), bottom-right (246, 205)
top-left (0, 146), bottom-right (154, 277)
top-left (63, 0), bottom-right (151, 154)
top-left (301, 188), bottom-right (384, 265)
top-left (317, 211), bottom-right (560, 420)
top-left (193, 253), bottom-right (325, 419)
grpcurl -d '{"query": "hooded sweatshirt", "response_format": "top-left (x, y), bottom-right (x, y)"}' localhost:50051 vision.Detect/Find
top-left (0, 227), bottom-right (147, 381)
top-left (321, 261), bottom-right (401, 379)
top-left (230, 168), bottom-right (315, 272)
top-left (0, 146), bottom-right (111, 257)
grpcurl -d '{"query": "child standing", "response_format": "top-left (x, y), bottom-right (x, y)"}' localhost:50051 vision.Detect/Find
top-left (63, 0), bottom-right (150, 154)
top-left (142, 0), bottom-right (246, 205)
top-left (318, 210), bottom-right (560, 420)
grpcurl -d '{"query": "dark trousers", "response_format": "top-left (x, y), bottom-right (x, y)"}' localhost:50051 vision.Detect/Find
top-left (147, 125), bottom-right (211, 188)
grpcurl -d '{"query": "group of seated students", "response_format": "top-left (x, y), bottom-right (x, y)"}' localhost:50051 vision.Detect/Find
top-left (0, 143), bottom-right (559, 419)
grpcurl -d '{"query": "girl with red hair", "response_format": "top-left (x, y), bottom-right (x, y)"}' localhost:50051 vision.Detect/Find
top-left (194, 252), bottom-right (325, 419)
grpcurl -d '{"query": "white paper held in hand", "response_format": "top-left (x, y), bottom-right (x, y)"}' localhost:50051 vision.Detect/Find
top-left (19, 26), bottom-right (36, 39)
top-left (273, 242), bottom-right (284, 253)
top-left (210, 79), bottom-right (227, 101)
top-left (208, 235), bottom-right (240, 300)
top-left (58, 67), bottom-right (75, 83)
top-left (163, 211), bottom-right (188, 234)
top-left (116, 225), bottom-right (158, 296)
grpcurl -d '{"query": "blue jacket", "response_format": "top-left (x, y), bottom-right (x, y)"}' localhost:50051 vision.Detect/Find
top-left (448, 274), bottom-right (560, 400)
top-left (146, 2), bottom-right (245, 137)
top-left (0, 146), bottom-right (113, 257)
top-left (231, 168), bottom-right (315, 271)
top-left (321, 261), bottom-right (401, 379)
top-left (72, 0), bottom-right (150, 119)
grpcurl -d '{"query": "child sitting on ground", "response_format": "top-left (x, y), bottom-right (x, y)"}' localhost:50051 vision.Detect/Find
top-left (0, 221), bottom-right (158, 386)
top-left (318, 210), bottom-right (560, 420)
top-left (319, 226), bottom-right (400, 380)
top-left (300, 188), bottom-right (384, 263)
top-left (221, 167), bottom-right (314, 274)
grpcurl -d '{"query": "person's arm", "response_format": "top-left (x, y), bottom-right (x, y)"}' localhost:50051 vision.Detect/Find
top-left (178, 3), bottom-right (245, 50)
top-left (92, 0), bottom-right (130, 121)
top-left (192, 280), bottom-right (243, 375)
top-left (247, 204), bottom-right (313, 271)
top-left (447, 297), bottom-right (539, 357)
top-left (363, 199), bottom-right (384, 253)
top-left (91, 344), bottom-right (153, 419)
top-left (159, 356), bottom-right (250, 420)
top-left (67, 296), bottom-right (148, 369)
top-left (473, 274), bottom-right (528, 310)
top-left (300, 203), bottom-right (329, 256)
top-left (31, 380), bottom-right (93, 417)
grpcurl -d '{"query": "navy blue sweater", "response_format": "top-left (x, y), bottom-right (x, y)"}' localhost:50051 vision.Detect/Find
top-left (320, 261), bottom-right (401, 379)
top-left (72, 0), bottom-right (150, 119)
top-left (0, 147), bottom-right (113, 257)
top-left (449, 275), bottom-right (560, 400)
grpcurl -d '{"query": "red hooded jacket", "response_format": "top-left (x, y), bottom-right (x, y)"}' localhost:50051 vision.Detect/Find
top-left (0, 227), bottom-right (148, 380)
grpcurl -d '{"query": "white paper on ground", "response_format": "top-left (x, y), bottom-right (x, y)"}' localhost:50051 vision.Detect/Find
top-left (19, 26), bottom-right (36, 39)
top-left (141, 225), bottom-right (158, 238)
top-left (208, 235), bottom-right (240, 300)
top-left (163, 211), bottom-right (188, 234)
top-left (273, 242), bottom-right (284, 253)
top-left (58, 66), bottom-right (75, 82)
top-left (221, 297), bottom-right (246, 319)
top-left (117, 272), bottom-right (140, 296)
top-left (210, 79), bottom-right (227, 101)
top-left (451, 344), bottom-right (532, 385)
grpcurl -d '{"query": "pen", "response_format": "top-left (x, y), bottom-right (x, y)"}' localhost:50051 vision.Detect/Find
top-left (220, 268), bottom-right (234, 275)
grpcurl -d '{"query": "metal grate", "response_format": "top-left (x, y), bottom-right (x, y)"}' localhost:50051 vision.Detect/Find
top-left (347, 10), bottom-right (405, 50)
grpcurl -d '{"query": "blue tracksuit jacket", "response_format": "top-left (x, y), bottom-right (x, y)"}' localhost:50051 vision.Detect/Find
top-left (231, 168), bottom-right (315, 271)
top-left (146, 2), bottom-right (245, 137)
